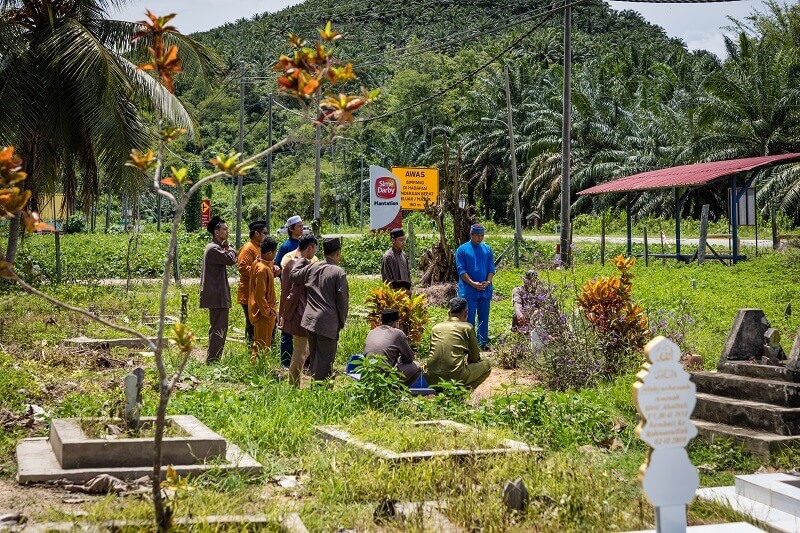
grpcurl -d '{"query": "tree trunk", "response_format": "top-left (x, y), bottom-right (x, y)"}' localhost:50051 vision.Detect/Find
top-left (6, 213), bottom-right (22, 263)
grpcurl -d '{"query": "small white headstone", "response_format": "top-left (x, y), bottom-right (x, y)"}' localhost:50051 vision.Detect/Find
top-left (633, 336), bottom-right (699, 533)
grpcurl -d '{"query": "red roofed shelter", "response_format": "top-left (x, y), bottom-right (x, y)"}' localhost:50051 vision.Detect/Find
top-left (578, 153), bottom-right (800, 263)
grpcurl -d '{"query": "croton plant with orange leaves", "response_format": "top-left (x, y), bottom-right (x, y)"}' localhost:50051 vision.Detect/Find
top-left (0, 147), bottom-right (52, 276)
top-left (578, 255), bottom-right (648, 351)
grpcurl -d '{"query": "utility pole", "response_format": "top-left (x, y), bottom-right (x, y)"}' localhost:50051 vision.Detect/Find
top-left (236, 60), bottom-right (245, 249)
top-left (559, 1), bottom-right (572, 266)
top-left (314, 97), bottom-right (321, 233)
top-left (265, 93), bottom-right (273, 233)
top-left (504, 64), bottom-right (522, 268)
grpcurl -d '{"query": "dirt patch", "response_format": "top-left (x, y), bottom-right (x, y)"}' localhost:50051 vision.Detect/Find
top-left (469, 366), bottom-right (537, 406)
top-left (0, 479), bottom-right (101, 519)
top-left (416, 283), bottom-right (457, 307)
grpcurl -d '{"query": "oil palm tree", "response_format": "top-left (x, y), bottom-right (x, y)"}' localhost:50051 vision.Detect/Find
top-left (0, 0), bottom-right (218, 260)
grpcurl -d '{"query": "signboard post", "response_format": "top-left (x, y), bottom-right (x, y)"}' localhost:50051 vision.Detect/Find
top-left (369, 165), bottom-right (402, 231)
top-left (633, 336), bottom-right (699, 533)
top-left (391, 167), bottom-right (439, 211)
top-left (201, 199), bottom-right (211, 228)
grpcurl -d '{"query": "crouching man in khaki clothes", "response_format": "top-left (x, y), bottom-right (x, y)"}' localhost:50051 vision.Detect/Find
top-left (425, 297), bottom-right (491, 389)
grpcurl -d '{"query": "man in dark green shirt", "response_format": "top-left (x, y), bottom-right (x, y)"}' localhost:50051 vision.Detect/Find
top-left (426, 297), bottom-right (491, 389)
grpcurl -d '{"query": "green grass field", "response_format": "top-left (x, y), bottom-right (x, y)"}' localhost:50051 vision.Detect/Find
top-left (1, 249), bottom-right (799, 529)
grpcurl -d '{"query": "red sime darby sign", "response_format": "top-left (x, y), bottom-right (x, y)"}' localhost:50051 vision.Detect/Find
top-left (375, 177), bottom-right (397, 199)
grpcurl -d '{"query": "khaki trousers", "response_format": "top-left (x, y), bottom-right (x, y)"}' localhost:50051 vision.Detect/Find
top-left (288, 335), bottom-right (310, 387)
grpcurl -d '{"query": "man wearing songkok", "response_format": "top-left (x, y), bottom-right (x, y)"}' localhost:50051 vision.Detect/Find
top-left (276, 215), bottom-right (304, 367)
top-left (381, 228), bottom-right (412, 288)
top-left (200, 216), bottom-right (237, 363)
top-left (237, 220), bottom-right (267, 344)
top-left (248, 237), bottom-right (278, 362)
top-left (363, 309), bottom-right (421, 387)
top-left (425, 297), bottom-right (491, 389)
top-left (290, 237), bottom-right (349, 381)
top-left (280, 234), bottom-right (318, 387)
top-left (454, 223), bottom-right (495, 349)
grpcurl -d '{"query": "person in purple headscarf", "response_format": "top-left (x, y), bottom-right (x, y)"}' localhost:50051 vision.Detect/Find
top-left (454, 224), bottom-right (494, 349)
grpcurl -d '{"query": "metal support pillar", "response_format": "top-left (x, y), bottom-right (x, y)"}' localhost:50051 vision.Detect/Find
top-left (675, 188), bottom-right (693, 261)
top-left (675, 188), bottom-right (681, 259)
top-left (731, 175), bottom-right (739, 264)
top-left (626, 192), bottom-right (633, 257)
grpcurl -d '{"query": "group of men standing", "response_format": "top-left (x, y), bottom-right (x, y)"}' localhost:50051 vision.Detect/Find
top-left (199, 215), bottom-right (495, 391)
top-left (200, 215), bottom-right (349, 384)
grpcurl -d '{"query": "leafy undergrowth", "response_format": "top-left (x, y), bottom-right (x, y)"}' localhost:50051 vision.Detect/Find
top-left (0, 253), bottom-right (798, 529)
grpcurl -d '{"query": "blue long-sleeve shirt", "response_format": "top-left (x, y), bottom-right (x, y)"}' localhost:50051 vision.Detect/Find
top-left (275, 237), bottom-right (299, 270)
top-left (455, 241), bottom-right (495, 300)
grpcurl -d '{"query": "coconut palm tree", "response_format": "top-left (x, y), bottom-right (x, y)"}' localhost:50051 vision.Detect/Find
top-left (0, 0), bottom-right (218, 260)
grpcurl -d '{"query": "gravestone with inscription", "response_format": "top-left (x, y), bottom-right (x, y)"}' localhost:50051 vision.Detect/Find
top-left (634, 336), bottom-right (699, 532)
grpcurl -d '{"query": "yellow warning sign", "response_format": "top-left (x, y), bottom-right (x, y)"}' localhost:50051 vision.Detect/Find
top-left (392, 167), bottom-right (439, 211)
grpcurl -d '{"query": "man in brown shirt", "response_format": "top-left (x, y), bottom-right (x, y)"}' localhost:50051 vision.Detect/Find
top-left (363, 309), bottom-right (421, 386)
top-left (280, 234), bottom-right (318, 386)
top-left (381, 228), bottom-right (412, 288)
top-left (248, 237), bottom-right (278, 362)
top-left (237, 220), bottom-right (267, 344)
top-left (290, 237), bottom-right (349, 381)
top-left (200, 216), bottom-right (237, 363)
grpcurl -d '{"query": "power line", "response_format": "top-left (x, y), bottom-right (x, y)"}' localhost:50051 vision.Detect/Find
top-left (355, 0), bottom-right (582, 123)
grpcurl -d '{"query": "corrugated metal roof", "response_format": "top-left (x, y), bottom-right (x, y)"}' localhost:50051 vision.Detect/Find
top-left (578, 153), bottom-right (800, 195)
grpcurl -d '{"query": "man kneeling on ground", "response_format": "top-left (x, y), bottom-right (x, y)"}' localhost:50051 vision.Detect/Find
top-left (426, 297), bottom-right (491, 390)
top-left (363, 309), bottom-right (421, 387)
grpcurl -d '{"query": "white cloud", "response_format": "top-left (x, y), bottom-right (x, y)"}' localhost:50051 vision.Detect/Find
top-left (685, 31), bottom-right (727, 58)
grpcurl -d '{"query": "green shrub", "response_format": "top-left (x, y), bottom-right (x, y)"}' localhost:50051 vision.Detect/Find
top-left (63, 214), bottom-right (86, 234)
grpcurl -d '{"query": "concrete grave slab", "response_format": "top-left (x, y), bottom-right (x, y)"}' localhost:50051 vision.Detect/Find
top-left (316, 419), bottom-right (541, 462)
top-left (17, 415), bottom-right (261, 483)
top-left (697, 473), bottom-right (800, 532)
top-left (50, 415), bottom-right (226, 469)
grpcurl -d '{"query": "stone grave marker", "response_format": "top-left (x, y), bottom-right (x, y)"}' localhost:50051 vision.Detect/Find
top-left (124, 367), bottom-right (144, 430)
top-left (787, 325), bottom-right (800, 375)
top-left (762, 328), bottom-right (785, 365)
top-left (718, 309), bottom-right (771, 367)
top-left (634, 336), bottom-right (699, 532)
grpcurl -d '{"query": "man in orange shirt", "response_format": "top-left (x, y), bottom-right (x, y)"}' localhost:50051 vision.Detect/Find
top-left (237, 220), bottom-right (267, 344)
top-left (248, 236), bottom-right (278, 362)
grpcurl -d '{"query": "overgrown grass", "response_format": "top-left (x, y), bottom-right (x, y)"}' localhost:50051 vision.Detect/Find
top-left (1, 251), bottom-right (798, 529)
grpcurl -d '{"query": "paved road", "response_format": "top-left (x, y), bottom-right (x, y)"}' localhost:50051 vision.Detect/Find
top-left (326, 233), bottom-right (772, 247)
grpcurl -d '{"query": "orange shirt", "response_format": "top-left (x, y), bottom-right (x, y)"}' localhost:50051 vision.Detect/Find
top-left (236, 239), bottom-right (261, 305)
top-left (248, 259), bottom-right (277, 323)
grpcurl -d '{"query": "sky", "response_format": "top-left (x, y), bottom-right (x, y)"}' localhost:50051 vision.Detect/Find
top-left (112, 0), bottom-right (766, 58)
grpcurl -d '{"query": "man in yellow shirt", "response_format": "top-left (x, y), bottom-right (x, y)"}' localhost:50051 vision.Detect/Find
top-left (237, 220), bottom-right (267, 344)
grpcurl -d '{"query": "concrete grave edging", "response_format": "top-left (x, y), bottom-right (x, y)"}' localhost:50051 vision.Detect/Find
top-left (315, 419), bottom-right (542, 462)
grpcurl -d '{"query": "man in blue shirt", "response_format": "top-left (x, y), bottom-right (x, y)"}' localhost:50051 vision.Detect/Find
top-left (276, 215), bottom-right (303, 367)
top-left (455, 224), bottom-right (495, 349)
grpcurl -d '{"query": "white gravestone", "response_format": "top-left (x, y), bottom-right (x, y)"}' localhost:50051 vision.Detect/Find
top-left (633, 336), bottom-right (699, 533)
